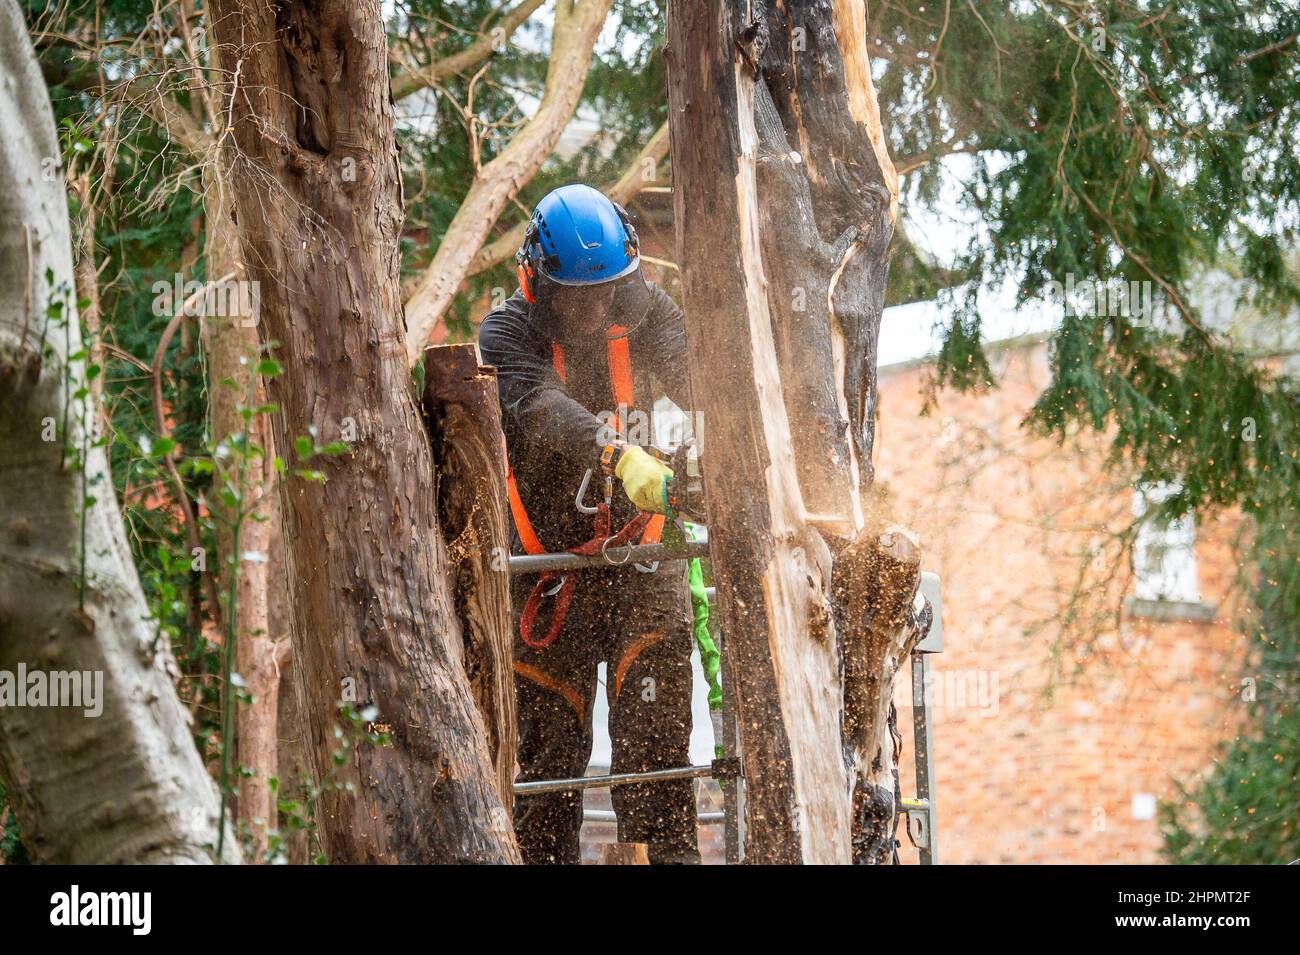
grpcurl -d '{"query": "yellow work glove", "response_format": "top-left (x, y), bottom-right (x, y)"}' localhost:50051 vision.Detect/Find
top-left (615, 445), bottom-right (674, 514)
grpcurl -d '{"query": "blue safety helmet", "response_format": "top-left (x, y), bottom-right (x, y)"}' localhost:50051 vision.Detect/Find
top-left (516, 184), bottom-right (640, 299)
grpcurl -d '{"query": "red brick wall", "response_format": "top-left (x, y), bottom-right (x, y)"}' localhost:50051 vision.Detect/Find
top-left (879, 341), bottom-right (1248, 864)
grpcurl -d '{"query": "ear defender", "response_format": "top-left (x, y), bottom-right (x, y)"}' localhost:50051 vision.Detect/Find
top-left (517, 219), bottom-right (540, 303)
top-left (517, 260), bottom-right (535, 304)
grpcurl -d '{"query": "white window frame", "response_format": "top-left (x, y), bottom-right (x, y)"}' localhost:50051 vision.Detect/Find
top-left (1132, 481), bottom-right (1200, 603)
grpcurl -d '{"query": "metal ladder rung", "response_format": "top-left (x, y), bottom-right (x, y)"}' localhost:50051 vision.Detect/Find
top-left (508, 541), bottom-right (709, 575)
top-left (583, 809), bottom-right (726, 826)
top-left (513, 759), bottom-right (740, 797)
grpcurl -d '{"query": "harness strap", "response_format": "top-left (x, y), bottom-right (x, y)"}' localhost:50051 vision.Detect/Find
top-left (518, 507), bottom-right (652, 649)
top-left (613, 629), bottom-right (667, 698)
top-left (510, 321), bottom-right (665, 649)
top-left (606, 323), bottom-right (634, 418)
top-left (507, 467), bottom-right (546, 556)
top-left (641, 512), bottom-right (665, 545)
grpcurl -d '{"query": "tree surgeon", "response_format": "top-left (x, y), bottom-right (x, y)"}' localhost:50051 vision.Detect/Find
top-left (479, 184), bottom-right (699, 864)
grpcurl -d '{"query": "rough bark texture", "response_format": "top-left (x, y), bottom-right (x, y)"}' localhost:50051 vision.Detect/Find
top-left (666, 0), bottom-right (848, 863)
top-left (421, 344), bottom-right (516, 808)
top-left (0, 0), bottom-right (237, 863)
top-left (760, 0), bottom-right (898, 490)
top-left (205, 0), bottom-right (517, 863)
top-left (666, 0), bottom-right (915, 863)
top-left (403, 0), bottom-right (613, 362)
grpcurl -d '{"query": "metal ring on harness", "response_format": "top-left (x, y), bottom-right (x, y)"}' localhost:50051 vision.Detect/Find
top-left (601, 535), bottom-right (634, 565)
top-left (542, 574), bottom-right (567, 597)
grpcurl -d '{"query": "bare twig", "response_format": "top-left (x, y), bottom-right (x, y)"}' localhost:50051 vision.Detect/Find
top-left (150, 272), bottom-right (236, 627)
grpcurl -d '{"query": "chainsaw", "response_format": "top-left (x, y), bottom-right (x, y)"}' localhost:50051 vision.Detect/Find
top-left (649, 441), bottom-right (706, 525)
top-left (576, 440), bottom-right (705, 525)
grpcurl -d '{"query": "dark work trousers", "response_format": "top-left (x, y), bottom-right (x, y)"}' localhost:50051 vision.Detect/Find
top-left (512, 557), bottom-right (700, 864)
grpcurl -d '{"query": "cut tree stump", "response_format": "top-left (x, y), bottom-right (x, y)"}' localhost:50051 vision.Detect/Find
top-left (422, 343), bottom-right (517, 809)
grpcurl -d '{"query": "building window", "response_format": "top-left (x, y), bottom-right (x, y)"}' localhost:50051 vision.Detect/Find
top-left (1131, 482), bottom-right (1200, 604)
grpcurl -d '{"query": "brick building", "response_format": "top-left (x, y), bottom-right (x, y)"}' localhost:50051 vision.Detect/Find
top-left (880, 333), bottom-right (1248, 864)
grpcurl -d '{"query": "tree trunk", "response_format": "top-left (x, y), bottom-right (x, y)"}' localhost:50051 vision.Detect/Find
top-left (275, 645), bottom-right (311, 864)
top-left (271, 528), bottom-right (309, 864)
top-left (835, 527), bottom-right (924, 862)
top-left (665, 0), bottom-right (915, 863)
top-left (421, 344), bottom-right (516, 808)
top-left (0, 0), bottom-right (237, 863)
top-left (200, 160), bottom-right (281, 862)
top-left (205, 0), bottom-right (517, 863)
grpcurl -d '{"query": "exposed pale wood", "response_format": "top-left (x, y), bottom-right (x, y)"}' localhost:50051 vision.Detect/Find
top-left (666, 0), bottom-right (849, 864)
top-left (666, 0), bottom-right (917, 863)
top-left (761, 0), bottom-right (899, 493)
top-left (403, 0), bottom-right (613, 362)
top-left (421, 343), bottom-right (516, 808)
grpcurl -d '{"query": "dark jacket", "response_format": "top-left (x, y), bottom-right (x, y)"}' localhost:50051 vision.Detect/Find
top-left (478, 281), bottom-right (691, 553)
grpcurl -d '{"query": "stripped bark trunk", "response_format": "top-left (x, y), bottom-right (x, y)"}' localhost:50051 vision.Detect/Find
top-left (403, 0), bottom-right (613, 362)
top-left (0, 0), bottom-right (237, 863)
top-left (206, 0), bottom-right (517, 862)
top-left (275, 645), bottom-right (310, 864)
top-left (421, 344), bottom-right (516, 807)
top-left (665, 0), bottom-right (918, 863)
top-left (201, 162), bottom-right (279, 861)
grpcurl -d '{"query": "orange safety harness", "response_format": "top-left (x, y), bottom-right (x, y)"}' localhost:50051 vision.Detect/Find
top-left (508, 324), bottom-right (666, 649)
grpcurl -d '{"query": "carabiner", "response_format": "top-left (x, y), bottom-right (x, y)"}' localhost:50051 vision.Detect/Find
top-left (574, 468), bottom-right (601, 515)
